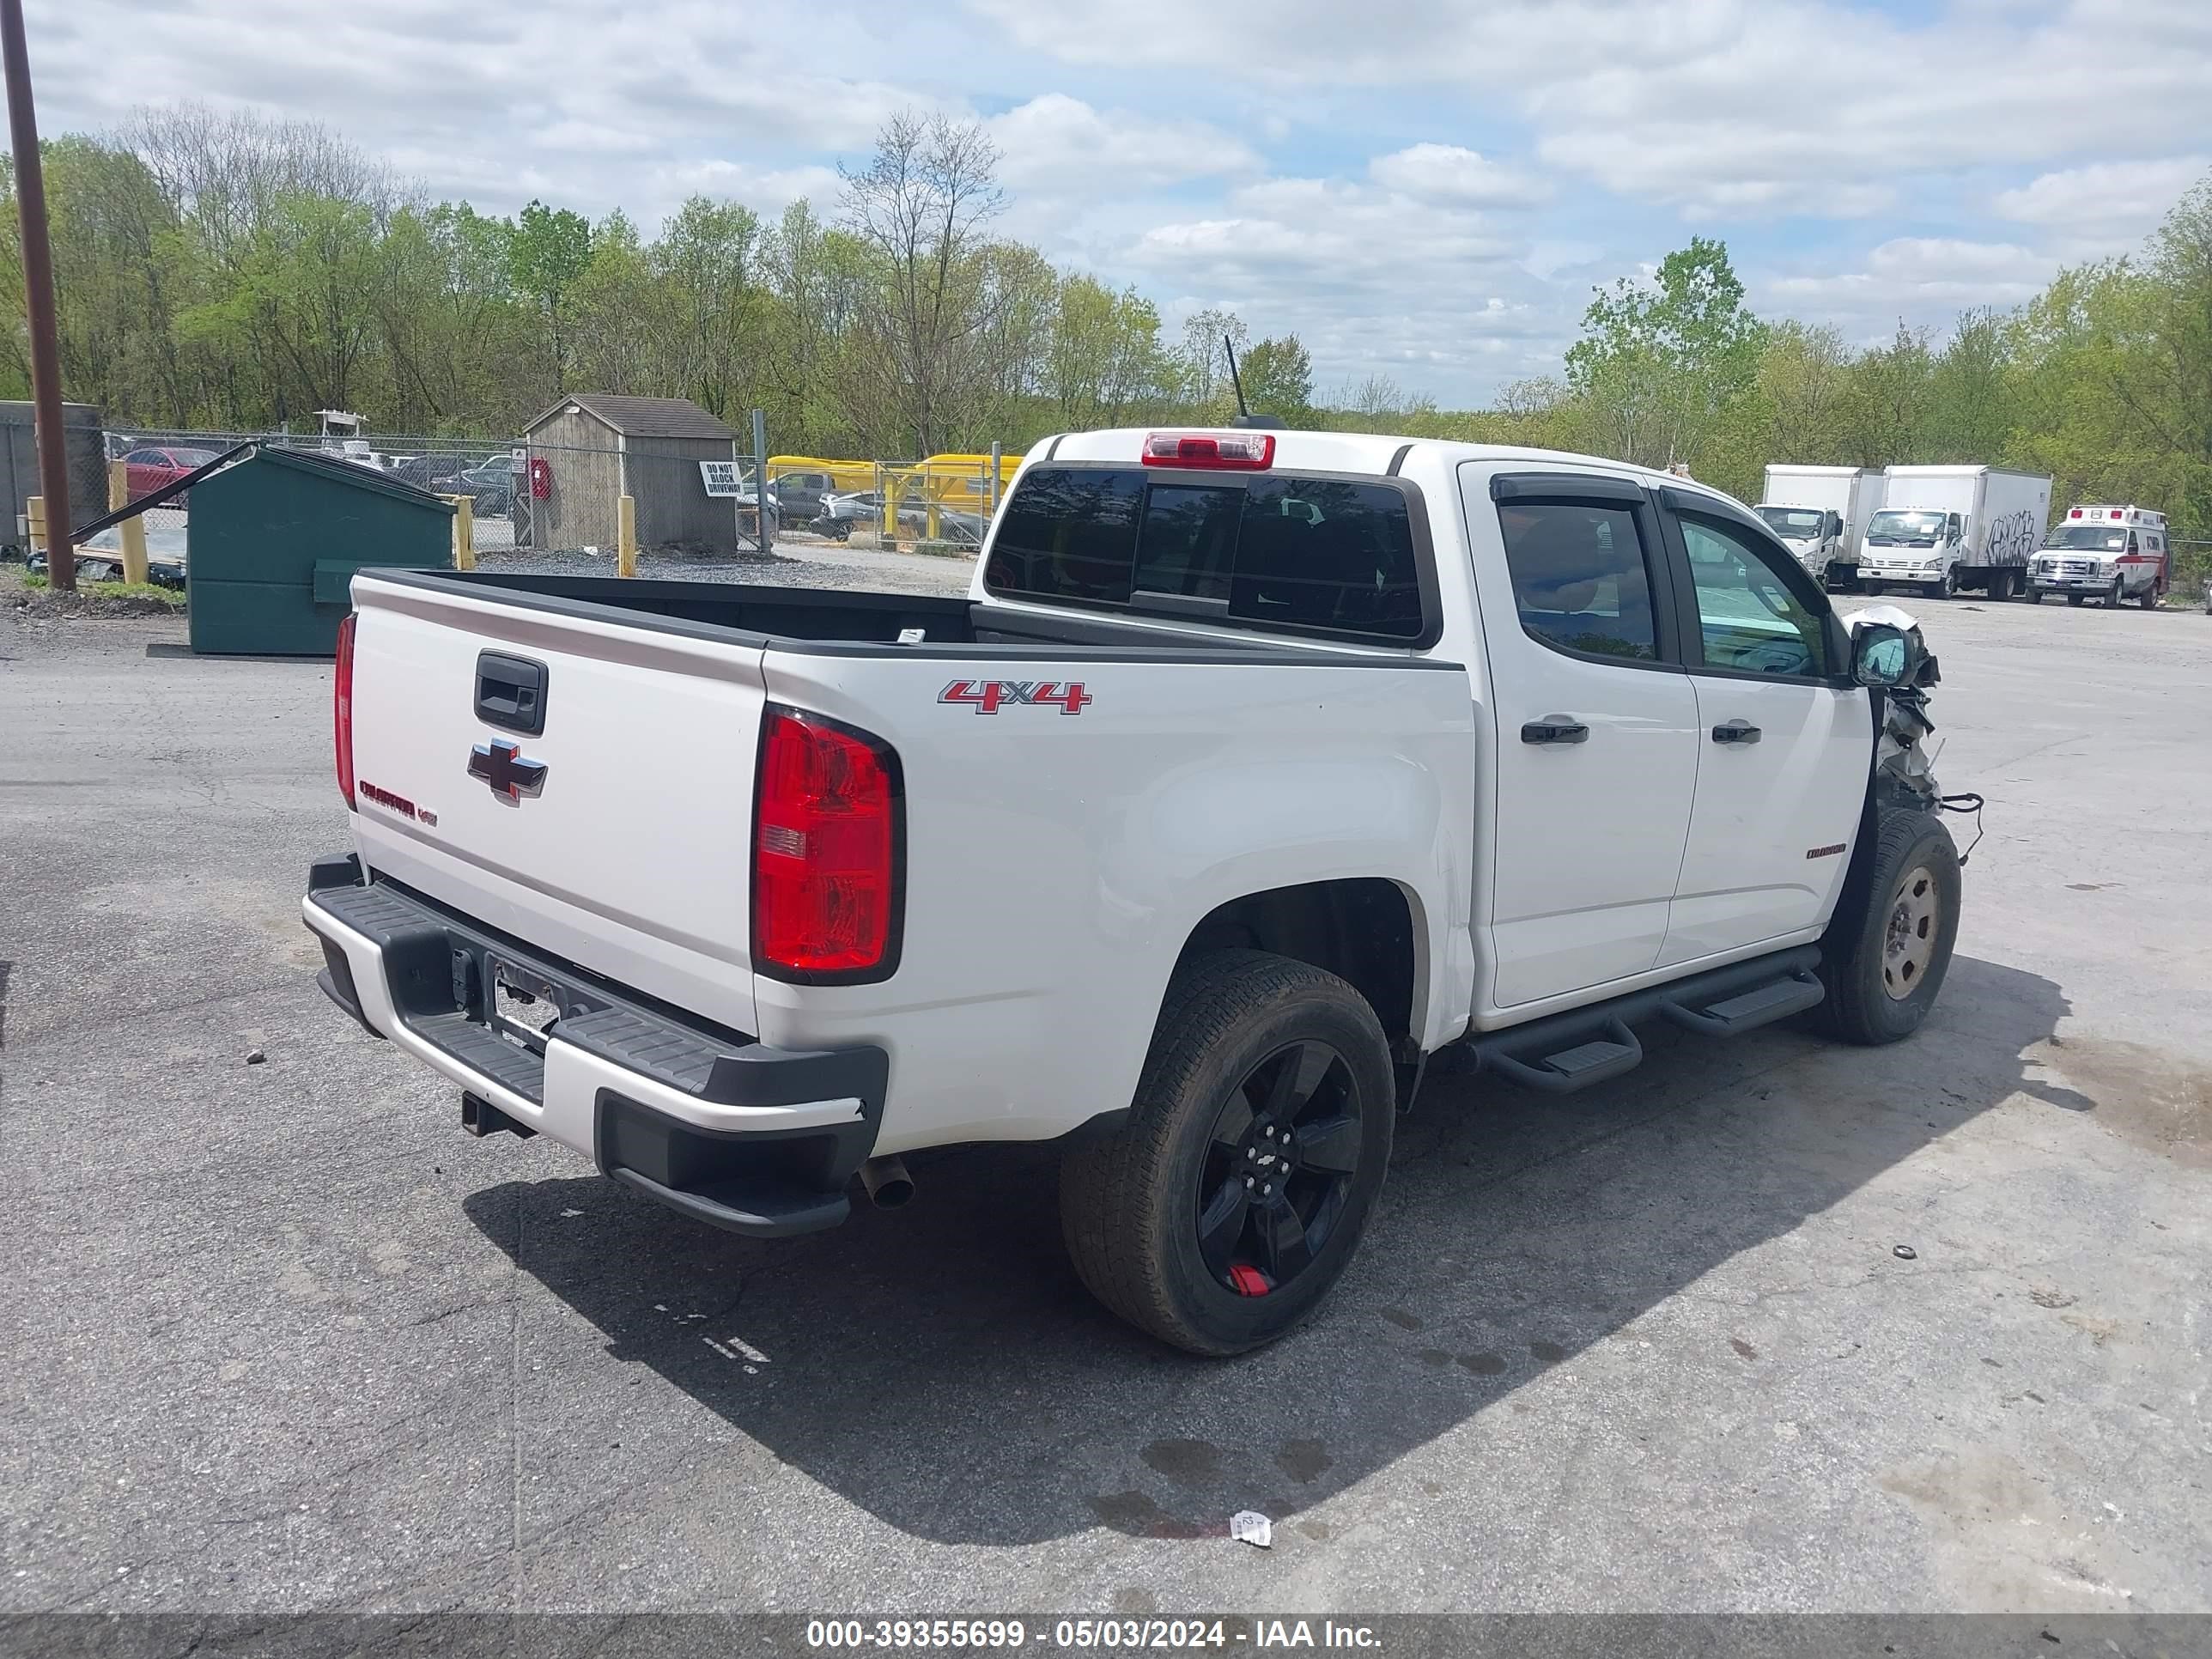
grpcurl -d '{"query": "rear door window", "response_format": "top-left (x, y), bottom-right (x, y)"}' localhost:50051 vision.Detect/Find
top-left (1497, 502), bottom-right (1661, 662)
top-left (985, 465), bottom-right (1429, 642)
top-left (986, 469), bottom-right (1145, 605)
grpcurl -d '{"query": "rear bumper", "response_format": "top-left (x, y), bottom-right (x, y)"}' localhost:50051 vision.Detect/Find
top-left (303, 853), bottom-right (884, 1237)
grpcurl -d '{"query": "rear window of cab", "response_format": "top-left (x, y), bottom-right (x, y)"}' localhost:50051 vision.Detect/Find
top-left (984, 465), bottom-right (1430, 643)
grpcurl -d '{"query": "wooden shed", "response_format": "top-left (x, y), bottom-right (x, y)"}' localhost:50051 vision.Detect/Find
top-left (521, 394), bottom-right (740, 553)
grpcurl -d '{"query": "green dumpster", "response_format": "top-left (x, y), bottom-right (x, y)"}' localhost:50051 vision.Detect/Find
top-left (186, 445), bottom-right (454, 656)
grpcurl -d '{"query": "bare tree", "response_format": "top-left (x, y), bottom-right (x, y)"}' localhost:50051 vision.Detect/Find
top-left (836, 111), bottom-right (1006, 455)
top-left (1178, 307), bottom-right (1247, 408)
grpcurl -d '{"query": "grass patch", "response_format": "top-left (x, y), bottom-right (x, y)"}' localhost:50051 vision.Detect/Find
top-left (15, 570), bottom-right (186, 611)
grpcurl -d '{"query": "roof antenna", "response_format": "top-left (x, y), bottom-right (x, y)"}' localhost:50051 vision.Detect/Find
top-left (1223, 333), bottom-right (1285, 430)
top-left (1224, 334), bottom-right (1251, 420)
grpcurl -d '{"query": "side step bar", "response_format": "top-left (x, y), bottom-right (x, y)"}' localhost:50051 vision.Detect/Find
top-left (1464, 945), bottom-right (1825, 1095)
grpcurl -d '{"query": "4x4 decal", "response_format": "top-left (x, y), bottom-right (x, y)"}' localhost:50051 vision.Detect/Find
top-left (939, 679), bottom-right (1092, 715)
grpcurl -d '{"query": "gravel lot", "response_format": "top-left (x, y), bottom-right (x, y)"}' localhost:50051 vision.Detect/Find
top-left (3, 559), bottom-right (2209, 1620)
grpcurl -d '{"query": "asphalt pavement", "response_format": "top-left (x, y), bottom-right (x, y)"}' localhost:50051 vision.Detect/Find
top-left (3, 564), bottom-right (2208, 1617)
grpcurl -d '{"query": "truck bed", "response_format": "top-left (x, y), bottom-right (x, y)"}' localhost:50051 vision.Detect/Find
top-left (383, 569), bottom-right (1309, 657)
top-left (338, 568), bottom-right (1479, 1153)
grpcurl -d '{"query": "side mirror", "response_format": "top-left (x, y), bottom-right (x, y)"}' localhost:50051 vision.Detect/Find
top-left (1851, 622), bottom-right (1911, 688)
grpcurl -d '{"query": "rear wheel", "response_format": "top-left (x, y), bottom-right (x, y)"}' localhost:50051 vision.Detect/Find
top-left (1060, 951), bottom-right (1395, 1355)
top-left (1812, 810), bottom-right (1960, 1046)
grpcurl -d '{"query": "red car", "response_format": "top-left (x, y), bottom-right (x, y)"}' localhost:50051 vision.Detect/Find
top-left (124, 446), bottom-right (220, 503)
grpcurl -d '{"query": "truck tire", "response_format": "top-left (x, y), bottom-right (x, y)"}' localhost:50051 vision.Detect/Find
top-left (2106, 577), bottom-right (2124, 608)
top-left (2067, 592), bottom-right (2084, 606)
top-left (1937, 565), bottom-right (1961, 600)
top-left (1060, 950), bottom-right (1395, 1356)
top-left (1811, 810), bottom-right (1960, 1046)
top-left (2138, 583), bottom-right (2159, 610)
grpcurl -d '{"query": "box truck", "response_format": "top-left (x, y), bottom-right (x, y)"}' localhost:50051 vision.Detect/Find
top-left (1755, 465), bottom-right (1886, 590)
top-left (1858, 465), bottom-right (2052, 599)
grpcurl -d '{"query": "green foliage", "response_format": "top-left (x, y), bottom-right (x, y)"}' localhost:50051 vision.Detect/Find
top-left (1564, 236), bottom-right (1768, 470)
top-left (1238, 335), bottom-right (1314, 424)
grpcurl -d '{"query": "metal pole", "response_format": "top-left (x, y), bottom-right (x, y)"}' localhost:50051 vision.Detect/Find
top-left (988, 441), bottom-right (1002, 513)
top-left (751, 409), bottom-right (770, 554)
top-left (3, 0), bottom-right (74, 591)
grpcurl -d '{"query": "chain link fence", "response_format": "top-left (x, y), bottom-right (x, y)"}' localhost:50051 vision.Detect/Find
top-left (82, 426), bottom-right (1018, 578)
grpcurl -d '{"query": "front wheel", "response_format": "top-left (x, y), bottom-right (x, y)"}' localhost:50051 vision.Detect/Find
top-left (2107, 577), bottom-right (2124, 608)
top-left (1060, 951), bottom-right (1396, 1355)
top-left (1811, 810), bottom-right (1961, 1046)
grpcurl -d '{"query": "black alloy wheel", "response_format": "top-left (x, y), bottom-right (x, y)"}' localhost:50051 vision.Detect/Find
top-left (1194, 1039), bottom-right (1364, 1296)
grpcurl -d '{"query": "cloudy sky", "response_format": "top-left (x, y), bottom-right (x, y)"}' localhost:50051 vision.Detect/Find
top-left (19, 0), bottom-right (2212, 405)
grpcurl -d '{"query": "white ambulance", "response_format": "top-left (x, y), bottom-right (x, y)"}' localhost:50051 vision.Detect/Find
top-left (2029, 505), bottom-right (2168, 608)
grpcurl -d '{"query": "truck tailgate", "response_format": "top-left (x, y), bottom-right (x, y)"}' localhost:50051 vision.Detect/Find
top-left (345, 574), bottom-right (767, 1035)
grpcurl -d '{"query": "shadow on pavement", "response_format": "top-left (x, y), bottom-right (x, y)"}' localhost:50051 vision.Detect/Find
top-left (465, 953), bottom-right (2068, 1547)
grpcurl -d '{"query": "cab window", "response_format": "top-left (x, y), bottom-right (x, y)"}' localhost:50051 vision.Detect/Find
top-left (1497, 502), bottom-right (1660, 662)
top-left (1679, 515), bottom-right (1830, 678)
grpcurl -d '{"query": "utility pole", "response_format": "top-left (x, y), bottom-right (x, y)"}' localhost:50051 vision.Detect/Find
top-left (2, 0), bottom-right (73, 590)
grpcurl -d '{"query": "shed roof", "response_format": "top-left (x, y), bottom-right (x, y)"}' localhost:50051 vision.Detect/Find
top-left (526, 393), bottom-right (738, 441)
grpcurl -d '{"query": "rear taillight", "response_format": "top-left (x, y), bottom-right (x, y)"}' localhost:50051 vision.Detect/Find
top-left (752, 706), bottom-right (902, 981)
top-left (1141, 430), bottom-right (1274, 470)
top-left (334, 611), bottom-right (357, 809)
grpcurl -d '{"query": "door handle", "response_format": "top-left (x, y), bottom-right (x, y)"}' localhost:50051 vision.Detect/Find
top-left (1711, 719), bottom-right (1762, 744)
top-left (1521, 716), bottom-right (1589, 745)
top-left (475, 651), bottom-right (548, 736)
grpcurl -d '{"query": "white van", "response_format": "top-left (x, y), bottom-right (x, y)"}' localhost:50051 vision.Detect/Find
top-left (2029, 505), bottom-right (2168, 608)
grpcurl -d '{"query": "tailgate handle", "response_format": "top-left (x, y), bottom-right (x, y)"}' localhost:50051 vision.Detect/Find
top-left (475, 652), bottom-right (548, 736)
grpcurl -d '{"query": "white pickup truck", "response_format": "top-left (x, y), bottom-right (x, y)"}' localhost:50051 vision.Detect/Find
top-left (305, 428), bottom-right (1965, 1354)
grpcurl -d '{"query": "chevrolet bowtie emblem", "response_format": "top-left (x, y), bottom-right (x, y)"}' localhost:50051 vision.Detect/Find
top-left (467, 738), bottom-right (548, 802)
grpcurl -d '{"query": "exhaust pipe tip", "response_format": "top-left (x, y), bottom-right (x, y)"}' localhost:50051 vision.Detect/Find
top-left (859, 1154), bottom-right (914, 1209)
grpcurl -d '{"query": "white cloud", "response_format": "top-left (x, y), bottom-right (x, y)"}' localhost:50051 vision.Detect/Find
top-left (986, 94), bottom-right (1261, 191)
top-left (1127, 168), bottom-right (1569, 399)
top-left (1763, 237), bottom-right (2054, 332)
top-left (1994, 155), bottom-right (2210, 249)
top-left (22, 0), bottom-right (909, 224)
top-left (967, 0), bottom-right (2212, 222)
top-left (1368, 144), bottom-right (1551, 208)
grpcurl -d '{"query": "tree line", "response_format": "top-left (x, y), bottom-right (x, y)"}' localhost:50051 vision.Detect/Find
top-left (3, 101), bottom-right (2207, 566)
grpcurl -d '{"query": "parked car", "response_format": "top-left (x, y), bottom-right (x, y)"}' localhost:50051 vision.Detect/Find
top-left (813, 489), bottom-right (984, 544)
top-left (769, 470), bottom-right (836, 524)
top-left (390, 453), bottom-right (477, 494)
top-left (122, 445), bottom-right (221, 503)
top-left (812, 489), bottom-right (884, 538)
top-left (306, 426), bottom-right (1961, 1355)
top-left (458, 460), bottom-right (516, 517)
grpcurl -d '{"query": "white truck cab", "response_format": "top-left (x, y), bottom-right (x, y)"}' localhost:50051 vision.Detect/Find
top-left (2030, 504), bottom-right (2169, 608)
top-left (1755, 465), bottom-right (1883, 591)
top-left (304, 427), bottom-right (1966, 1353)
top-left (1860, 465), bottom-right (2052, 600)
